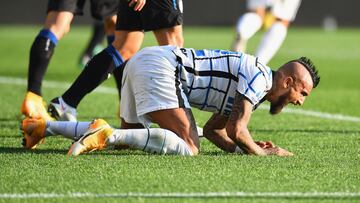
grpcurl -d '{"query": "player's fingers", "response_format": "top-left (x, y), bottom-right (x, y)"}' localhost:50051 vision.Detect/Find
top-left (282, 151), bottom-right (294, 156)
top-left (266, 141), bottom-right (275, 148)
top-left (277, 147), bottom-right (294, 156)
top-left (128, 0), bottom-right (136, 7)
top-left (134, 0), bottom-right (146, 11)
top-left (255, 141), bottom-right (266, 148)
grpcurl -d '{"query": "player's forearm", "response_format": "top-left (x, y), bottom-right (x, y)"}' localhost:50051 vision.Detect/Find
top-left (228, 127), bottom-right (267, 156)
top-left (203, 127), bottom-right (237, 152)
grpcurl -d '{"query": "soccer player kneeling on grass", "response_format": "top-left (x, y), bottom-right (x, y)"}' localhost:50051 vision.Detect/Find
top-left (21, 45), bottom-right (320, 156)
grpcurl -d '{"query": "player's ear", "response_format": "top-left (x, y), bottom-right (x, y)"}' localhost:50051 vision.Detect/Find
top-left (283, 76), bottom-right (294, 89)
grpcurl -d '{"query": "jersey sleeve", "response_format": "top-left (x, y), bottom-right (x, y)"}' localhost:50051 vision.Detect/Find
top-left (237, 71), bottom-right (268, 105)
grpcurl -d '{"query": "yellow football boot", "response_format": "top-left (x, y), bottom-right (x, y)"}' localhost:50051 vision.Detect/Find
top-left (21, 91), bottom-right (53, 121)
top-left (21, 117), bottom-right (47, 149)
top-left (68, 119), bottom-right (113, 156)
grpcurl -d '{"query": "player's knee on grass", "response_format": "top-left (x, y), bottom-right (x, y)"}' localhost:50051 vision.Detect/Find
top-left (147, 108), bottom-right (200, 155)
top-left (145, 128), bottom-right (193, 156)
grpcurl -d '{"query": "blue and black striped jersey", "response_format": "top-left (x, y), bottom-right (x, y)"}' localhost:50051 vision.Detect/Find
top-left (172, 47), bottom-right (273, 116)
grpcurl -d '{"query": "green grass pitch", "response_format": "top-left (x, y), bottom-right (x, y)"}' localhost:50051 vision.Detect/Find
top-left (0, 25), bottom-right (359, 202)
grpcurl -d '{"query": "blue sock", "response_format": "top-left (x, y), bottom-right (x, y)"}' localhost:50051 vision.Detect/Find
top-left (105, 44), bottom-right (124, 67)
top-left (27, 29), bottom-right (58, 95)
top-left (107, 44), bottom-right (125, 99)
top-left (38, 29), bottom-right (58, 45)
top-left (62, 45), bottom-right (124, 108)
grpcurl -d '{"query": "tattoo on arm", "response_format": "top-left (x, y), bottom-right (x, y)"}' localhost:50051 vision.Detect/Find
top-left (228, 92), bottom-right (253, 154)
top-left (229, 93), bottom-right (246, 123)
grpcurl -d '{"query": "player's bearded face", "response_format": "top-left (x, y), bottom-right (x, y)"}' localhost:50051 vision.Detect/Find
top-left (269, 91), bottom-right (290, 115)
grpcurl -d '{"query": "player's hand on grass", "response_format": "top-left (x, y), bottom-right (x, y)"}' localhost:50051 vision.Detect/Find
top-left (264, 146), bottom-right (294, 156)
top-left (255, 141), bottom-right (275, 149)
top-left (275, 147), bottom-right (294, 156)
top-left (254, 141), bottom-right (293, 156)
top-left (128, 0), bottom-right (146, 11)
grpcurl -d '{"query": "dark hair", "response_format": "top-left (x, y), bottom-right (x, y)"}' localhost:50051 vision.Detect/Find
top-left (291, 57), bottom-right (320, 88)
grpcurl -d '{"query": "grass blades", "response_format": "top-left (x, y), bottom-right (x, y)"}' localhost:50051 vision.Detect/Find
top-left (0, 26), bottom-right (359, 202)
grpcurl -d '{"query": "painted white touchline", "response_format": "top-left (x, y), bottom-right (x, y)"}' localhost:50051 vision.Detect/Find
top-left (1, 76), bottom-right (360, 123)
top-left (0, 192), bottom-right (360, 199)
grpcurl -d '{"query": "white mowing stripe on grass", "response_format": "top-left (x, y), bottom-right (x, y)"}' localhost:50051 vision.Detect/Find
top-left (0, 192), bottom-right (360, 199)
top-left (257, 105), bottom-right (360, 122)
top-left (1, 76), bottom-right (360, 123)
top-left (0, 76), bottom-right (117, 94)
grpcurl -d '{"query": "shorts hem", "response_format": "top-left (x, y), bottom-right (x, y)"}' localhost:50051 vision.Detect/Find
top-left (137, 105), bottom-right (180, 117)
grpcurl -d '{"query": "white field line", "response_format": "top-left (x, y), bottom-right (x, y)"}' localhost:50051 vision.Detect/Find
top-left (257, 105), bottom-right (360, 122)
top-left (0, 192), bottom-right (360, 199)
top-left (1, 76), bottom-right (360, 123)
top-left (0, 76), bottom-right (117, 94)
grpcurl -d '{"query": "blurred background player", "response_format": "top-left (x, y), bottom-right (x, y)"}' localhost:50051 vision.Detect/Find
top-left (47, 0), bottom-right (184, 122)
top-left (78, 20), bottom-right (106, 68)
top-left (21, 0), bottom-right (118, 121)
top-left (231, 0), bottom-right (301, 64)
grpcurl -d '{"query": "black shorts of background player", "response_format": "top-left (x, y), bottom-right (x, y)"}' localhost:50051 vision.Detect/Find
top-left (47, 0), bottom-right (185, 123)
top-left (21, 0), bottom-right (118, 121)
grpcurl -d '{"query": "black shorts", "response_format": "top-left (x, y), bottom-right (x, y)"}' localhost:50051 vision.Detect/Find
top-left (47, 0), bottom-right (118, 20)
top-left (116, 0), bottom-right (183, 31)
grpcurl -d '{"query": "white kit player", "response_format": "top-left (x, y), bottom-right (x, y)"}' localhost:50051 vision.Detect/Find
top-left (232, 0), bottom-right (302, 64)
top-left (21, 45), bottom-right (320, 157)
